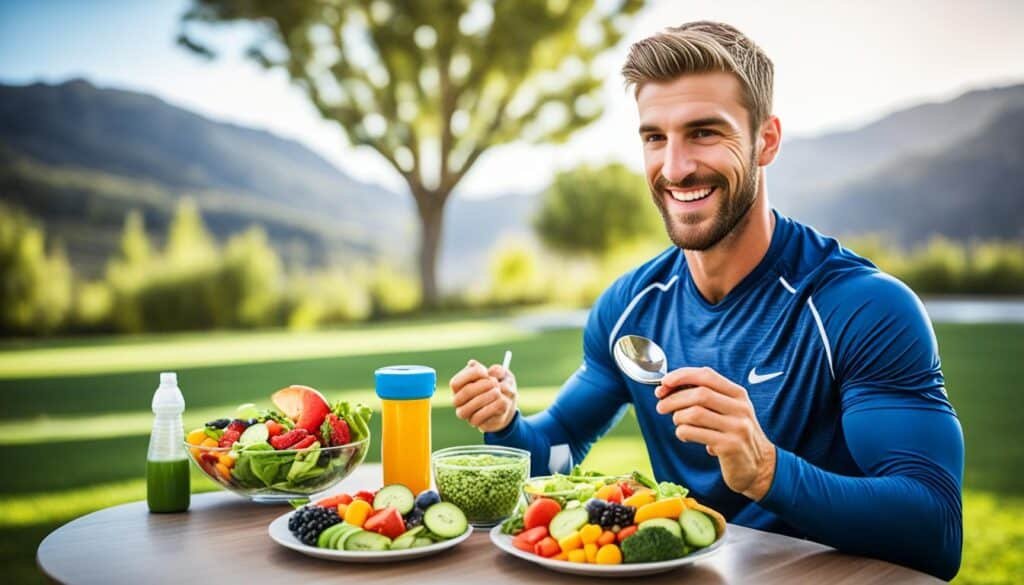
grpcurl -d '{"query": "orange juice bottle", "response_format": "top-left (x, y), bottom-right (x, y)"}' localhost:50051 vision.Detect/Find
top-left (374, 366), bottom-right (435, 494)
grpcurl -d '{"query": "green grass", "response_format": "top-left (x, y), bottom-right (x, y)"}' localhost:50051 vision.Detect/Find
top-left (0, 318), bottom-right (1020, 583)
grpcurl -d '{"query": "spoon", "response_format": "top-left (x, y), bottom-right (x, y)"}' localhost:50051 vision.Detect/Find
top-left (613, 335), bottom-right (668, 385)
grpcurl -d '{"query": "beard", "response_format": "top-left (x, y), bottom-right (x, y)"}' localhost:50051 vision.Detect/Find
top-left (650, 149), bottom-right (760, 251)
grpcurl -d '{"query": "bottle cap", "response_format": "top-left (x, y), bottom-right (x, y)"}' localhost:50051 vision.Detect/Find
top-left (374, 365), bottom-right (436, 400)
top-left (152, 371), bottom-right (185, 413)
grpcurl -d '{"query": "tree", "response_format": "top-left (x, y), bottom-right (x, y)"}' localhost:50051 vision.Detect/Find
top-left (178, 0), bottom-right (643, 307)
top-left (106, 210), bottom-right (155, 333)
top-left (0, 204), bottom-right (72, 334)
top-left (534, 162), bottom-right (662, 255)
top-left (165, 197), bottom-right (217, 267)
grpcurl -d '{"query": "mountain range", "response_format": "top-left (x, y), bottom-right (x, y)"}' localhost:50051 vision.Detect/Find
top-left (1, 79), bottom-right (1021, 291)
top-left (770, 83), bottom-right (1024, 243)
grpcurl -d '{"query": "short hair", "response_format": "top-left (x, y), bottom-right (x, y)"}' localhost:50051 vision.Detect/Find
top-left (621, 21), bottom-right (774, 131)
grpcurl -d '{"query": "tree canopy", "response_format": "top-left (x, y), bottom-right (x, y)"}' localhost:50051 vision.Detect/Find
top-left (178, 0), bottom-right (644, 306)
top-left (534, 162), bottom-right (662, 255)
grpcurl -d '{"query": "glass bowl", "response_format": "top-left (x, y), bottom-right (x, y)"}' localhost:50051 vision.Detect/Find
top-left (431, 445), bottom-right (530, 528)
top-left (185, 437), bottom-right (369, 503)
top-left (521, 473), bottom-right (637, 507)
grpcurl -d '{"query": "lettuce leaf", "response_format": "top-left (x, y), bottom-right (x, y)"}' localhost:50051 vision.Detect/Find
top-left (286, 441), bottom-right (322, 482)
top-left (331, 400), bottom-right (372, 442)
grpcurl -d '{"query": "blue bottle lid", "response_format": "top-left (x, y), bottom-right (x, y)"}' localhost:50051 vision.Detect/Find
top-left (375, 365), bottom-right (436, 400)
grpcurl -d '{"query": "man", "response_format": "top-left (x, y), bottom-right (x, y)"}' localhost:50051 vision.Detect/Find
top-left (449, 21), bottom-right (962, 580)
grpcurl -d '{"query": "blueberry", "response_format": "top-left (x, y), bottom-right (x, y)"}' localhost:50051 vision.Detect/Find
top-left (415, 490), bottom-right (441, 510)
top-left (405, 508), bottom-right (424, 528)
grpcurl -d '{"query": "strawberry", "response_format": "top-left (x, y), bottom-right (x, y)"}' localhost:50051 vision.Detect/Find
top-left (269, 428), bottom-right (309, 450)
top-left (218, 429), bottom-right (241, 448)
top-left (291, 435), bottom-right (317, 450)
top-left (226, 419), bottom-right (248, 433)
top-left (354, 490), bottom-right (376, 503)
top-left (266, 420), bottom-right (284, 438)
top-left (321, 414), bottom-right (351, 446)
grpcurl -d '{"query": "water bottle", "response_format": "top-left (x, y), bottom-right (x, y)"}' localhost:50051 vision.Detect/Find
top-left (147, 372), bottom-right (190, 513)
top-left (375, 366), bottom-right (435, 494)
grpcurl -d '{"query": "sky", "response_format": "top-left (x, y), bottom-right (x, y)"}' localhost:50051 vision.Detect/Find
top-left (1, 0), bottom-right (1022, 198)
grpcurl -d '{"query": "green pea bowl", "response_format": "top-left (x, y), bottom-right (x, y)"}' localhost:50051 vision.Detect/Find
top-left (431, 445), bottom-right (530, 529)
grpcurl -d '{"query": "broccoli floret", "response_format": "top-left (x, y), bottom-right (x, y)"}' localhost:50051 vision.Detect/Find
top-left (621, 527), bottom-right (686, 563)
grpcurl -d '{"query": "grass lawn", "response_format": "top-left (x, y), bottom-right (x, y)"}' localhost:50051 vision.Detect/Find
top-left (0, 318), bottom-right (1020, 583)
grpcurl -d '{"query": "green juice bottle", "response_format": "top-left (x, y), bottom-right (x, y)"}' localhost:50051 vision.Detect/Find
top-left (147, 372), bottom-right (190, 513)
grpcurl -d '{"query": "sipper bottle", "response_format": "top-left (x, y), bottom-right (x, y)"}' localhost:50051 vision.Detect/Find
top-left (375, 366), bottom-right (435, 494)
top-left (146, 372), bottom-right (190, 513)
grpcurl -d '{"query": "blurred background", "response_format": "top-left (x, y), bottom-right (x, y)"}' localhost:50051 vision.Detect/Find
top-left (1, 0), bottom-right (1021, 583)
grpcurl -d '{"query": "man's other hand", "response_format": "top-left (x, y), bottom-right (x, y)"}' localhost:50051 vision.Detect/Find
top-left (655, 366), bottom-right (777, 501)
top-left (449, 359), bottom-right (518, 433)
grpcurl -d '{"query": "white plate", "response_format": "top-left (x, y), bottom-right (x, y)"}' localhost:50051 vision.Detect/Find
top-left (268, 509), bottom-right (473, 563)
top-left (489, 524), bottom-right (726, 578)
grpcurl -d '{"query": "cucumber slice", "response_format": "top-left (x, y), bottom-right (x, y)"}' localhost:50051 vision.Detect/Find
top-left (372, 484), bottom-right (415, 515)
top-left (344, 530), bottom-right (392, 551)
top-left (329, 523), bottom-right (361, 549)
top-left (333, 525), bottom-right (362, 550)
top-left (679, 509), bottom-right (716, 548)
top-left (422, 502), bottom-right (468, 539)
top-left (639, 518), bottom-right (683, 539)
top-left (389, 525), bottom-right (424, 550)
top-left (238, 423), bottom-right (268, 445)
top-left (411, 536), bottom-right (434, 548)
top-left (316, 523), bottom-right (348, 549)
top-left (548, 508), bottom-right (589, 540)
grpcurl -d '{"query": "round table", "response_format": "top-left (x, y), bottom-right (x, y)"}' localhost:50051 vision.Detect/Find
top-left (38, 464), bottom-right (942, 584)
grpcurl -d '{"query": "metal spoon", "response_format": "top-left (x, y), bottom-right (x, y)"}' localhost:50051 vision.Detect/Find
top-left (613, 335), bottom-right (668, 385)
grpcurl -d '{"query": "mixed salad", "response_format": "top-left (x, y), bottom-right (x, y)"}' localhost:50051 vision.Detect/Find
top-left (185, 385), bottom-right (372, 494)
top-left (502, 469), bottom-right (726, 565)
top-left (522, 466), bottom-right (641, 505)
top-left (288, 485), bottom-right (469, 551)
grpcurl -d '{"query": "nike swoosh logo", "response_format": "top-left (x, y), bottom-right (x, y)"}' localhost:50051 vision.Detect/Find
top-left (748, 368), bottom-right (784, 384)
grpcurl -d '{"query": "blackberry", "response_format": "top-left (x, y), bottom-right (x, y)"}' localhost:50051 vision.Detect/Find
top-left (585, 499), bottom-right (608, 524)
top-left (205, 418), bottom-right (230, 429)
top-left (404, 508), bottom-right (424, 528)
top-left (288, 505), bottom-right (340, 546)
top-left (597, 503), bottom-right (635, 530)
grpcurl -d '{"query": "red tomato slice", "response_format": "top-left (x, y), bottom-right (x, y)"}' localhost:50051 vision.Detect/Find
top-left (523, 498), bottom-right (562, 531)
top-left (513, 525), bottom-right (549, 551)
top-left (363, 507), bottom-right (406, 540)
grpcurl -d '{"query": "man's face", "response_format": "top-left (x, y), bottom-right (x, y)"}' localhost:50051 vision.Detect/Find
top-left (636, 72), bottom-right (760, 251)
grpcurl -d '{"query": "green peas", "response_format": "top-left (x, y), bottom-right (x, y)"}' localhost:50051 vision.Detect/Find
top-left (432, 447), bottom-right (529, 527)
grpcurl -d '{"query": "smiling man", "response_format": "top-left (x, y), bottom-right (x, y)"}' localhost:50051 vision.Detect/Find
top-left (449, 21), bottom-right (963, 580)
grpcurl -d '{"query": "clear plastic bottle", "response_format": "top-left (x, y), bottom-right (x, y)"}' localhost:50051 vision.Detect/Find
top-left (147, 372), bottom-right (190, 513)
top-left (375, 366), bottom-right (435, 494)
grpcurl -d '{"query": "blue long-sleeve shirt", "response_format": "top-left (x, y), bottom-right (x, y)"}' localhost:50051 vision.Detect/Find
top-left (486, 210), bottom-right (963, 580)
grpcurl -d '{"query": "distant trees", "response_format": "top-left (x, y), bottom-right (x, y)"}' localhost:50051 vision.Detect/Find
top-left (0, 204), bottom-right (72, 335)
top-left (533, 162), bottom-right (663, 255)
top-left (1, 199), bottom-right (436, 336)
top-left (177, 0), bottom-right (643, 308)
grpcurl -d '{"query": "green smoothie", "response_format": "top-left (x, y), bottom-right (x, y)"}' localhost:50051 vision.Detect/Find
top-left (147, 458), bottom-right (190, 513)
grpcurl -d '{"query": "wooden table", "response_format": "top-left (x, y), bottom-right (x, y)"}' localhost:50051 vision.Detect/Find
top-left (38, 464), bottom-right (942, 584)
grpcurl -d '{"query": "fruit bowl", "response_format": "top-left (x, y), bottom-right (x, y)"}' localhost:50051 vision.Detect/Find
top-left (186, 436), bottom-right (370, 503)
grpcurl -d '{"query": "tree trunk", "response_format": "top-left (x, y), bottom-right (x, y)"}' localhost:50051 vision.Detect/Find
top-left (414, 195), bottom-right (445, 309)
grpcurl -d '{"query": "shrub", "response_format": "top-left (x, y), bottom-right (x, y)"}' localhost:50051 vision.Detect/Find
top-left (0, 206), bottom-right (72, 335)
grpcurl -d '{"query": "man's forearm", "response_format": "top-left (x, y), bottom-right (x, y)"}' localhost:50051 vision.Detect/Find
top-left (758, 409), bottom-right (963, 580)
